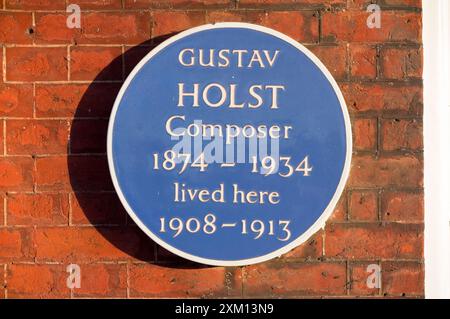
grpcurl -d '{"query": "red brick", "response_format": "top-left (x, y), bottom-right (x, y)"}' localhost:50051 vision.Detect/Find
top-left (308, 45), bottom-right (347, 79)
top-left (35, 83), bottom-right (120, 118)
top-left (381, 261), bottom-right (424, 297)
top-left (353, 118), bottom-right (377, 151)
top-left (341, 83), bottom-right (422, 115)
top-left (349, 262), bottom-right (381, 296)
top-left (0, 264), bottom-right (4, 299)
top-left (325, 223), bottom-right (423, 259)
top-left (207, 10), bottom-right (319, 43)
top-left (125, 0), bottom-right (231, 8)
top-left (7, 264), bottom-right (69, 299)
top-left (381, 47), bottom-right (422, 79)
top-left (244, 262), bottom-right (346, 296)
top-left (129, 264), bottom-right (240, 297)
top-left (0, 84), bottom-right (34, 117)
top-left (73, 263), bottom-right (127, 298)
top-left (283, 229), bottom-right (323, 260)
top-left (79, 12), bottom-right (151, 44)
top-left (348, 0), bottom-right (421, 9)
top-left (0, 157), bottom-right (34, 192)
top-left (0, 121), bottom-right (3, 156)
top-left (34, 13), bottom-right (80, 44)
top-left (35, 155), bottom-right (113, 192)
top-left (322, 11), bottom-right (421, 43)
top-left (239, 0), bottom-right (346, 6)
top-left (349, 190), bottom-right (378, 221)
top-left (381, 191), bottom-right (423, 222)
top-left (0, 12), bottom-right (33, 44)
top-left (7, 193), bottom-right (69, 226)
top-left (262, 11), bottom-right (318, 43)
top-left (0, 228), bottom-right (34, 262)
top-left (0, 193), bottom-right (4, 226)
top-left (348, 155), bottom-right (422, 188)
top-left (349, 44), bottom-right (377, 79)
top-left (5, 0), bottom-right (66, 9)
top-left (383, 0), bottom-right (421, 6)
top-left (207, 10), bottom-right (265, 24)
top-left (35, 227), bottom-right (152, 262)
top-left (70, 119), bottom-right (108, 154)
top-left (6, 47), bottom-right (68, 82)
top-left (75, 0), bottom-right (122, 9)
top-left (329, 193), bottom-right (347, 221)
top-left (70, 192), bottom-right (127, 225)
top-left (381, 118), bottom-right (422, 151)
top-left (70, 47), bottom-right (123, 82)
top-left (153, 11), bottom-right (207, 39)
top-left (6, 120), bottom-right (70, 155)
top-left (0, 49), bottom-right (3, 84)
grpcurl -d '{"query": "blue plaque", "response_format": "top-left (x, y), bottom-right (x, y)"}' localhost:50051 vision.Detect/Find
top-left (107, 23), bottom-right (352, 266)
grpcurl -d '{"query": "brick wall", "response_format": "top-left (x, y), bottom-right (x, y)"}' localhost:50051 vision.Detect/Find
top-left (0, 0), bottom-right (423, 298)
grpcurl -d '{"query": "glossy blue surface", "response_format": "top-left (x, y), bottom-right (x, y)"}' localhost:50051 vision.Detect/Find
top-left (110, 26), bottom-right (348, 262)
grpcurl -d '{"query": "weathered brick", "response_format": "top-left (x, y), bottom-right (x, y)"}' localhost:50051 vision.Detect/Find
top-left (153, 11), bottom-right (207, 39)
top-left (129, 264), bottom-right (240, 297)
top-left (7, 193), bottom-right (69, 226)
top-left (381, 191), bottom-right (423, 222)
top-left (283, 229), bottom-right (323, 260)
top-left (35, 227), bottom-right (153, 262)
top-left (0, 157), bottom-right (34, 192)
top-left (0, 84), bottom-right (34, 117)
top-left (35, 83), bottom-right (120, 118)
top-left (329, 193), bottom-right (347, 222)
top-left (34, 13), bottom-right (80, 44)
top-left (207, 10), bottom-right (319, 43)
top-left (308, 45), bottom-right (347, 79)
top-left (341, 83), bottom-right (422, 115)
top-left (381, 261), bottom-right (424, 297)
top-left (244, 262), bottom-right (346, 296)
top-left (0, 12), bottom-right (33, 44)
top-left (0, 193), bottom-right (4, 226)
top-left (325, 223), bottom-right (423, 259)
top-left (6, 120), bottom-right (70, 155)
top-left (0, 264), bottom-right (4, 299)
top-left (7, 264), bottom-right (69, 299)
top-left (6, 47), bottom-right (68, 82)
top-left (381, 47), bottom-right (422, 79)
top-left (349, 190), bottom-right (378, 221)
top-left (322, 11), bottom-right (421, 43)
top-left (348, 155), bottom-right (422, 188)
top-left (73, 263), bottom-right (127, 298)
top-left (125, 0), bottom-right (231, 9)
top-left (70, 47), bottom-right (123, 81)
top-left (381, 118), bottom-right (423, 151)
top-left (35, 155), bottom-right (113, 191)
top-left (349, 44), bottom-right (377, 79)
top-left (353, 118), bottom-right (377, 151)
top-left (348, 0), bottom-right (421, 9)
top-left (239, 0), bottom-right (346, 7)
top-left (5, 0), bottom-right (66, 9)
top-left (75, 0), bottom-right (122, 9)
top-left (349, 262), bottom-right (381, 296)
top-left (0, 228), bottom-right (35, 262)
top-left (78, 12), bottom-right (151, 44)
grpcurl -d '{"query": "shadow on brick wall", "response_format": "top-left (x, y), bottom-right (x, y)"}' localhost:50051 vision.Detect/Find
top-left (68, 35), bottom-right (209, 269)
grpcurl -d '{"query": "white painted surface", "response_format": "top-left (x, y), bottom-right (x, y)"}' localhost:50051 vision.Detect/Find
top-left (423, 0), bottom-right (450, 299)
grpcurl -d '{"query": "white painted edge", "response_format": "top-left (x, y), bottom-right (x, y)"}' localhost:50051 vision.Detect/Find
top-left (107, 22), bottom-right (353, 266)
top-left (423, 0), bottom-right (450, 298)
